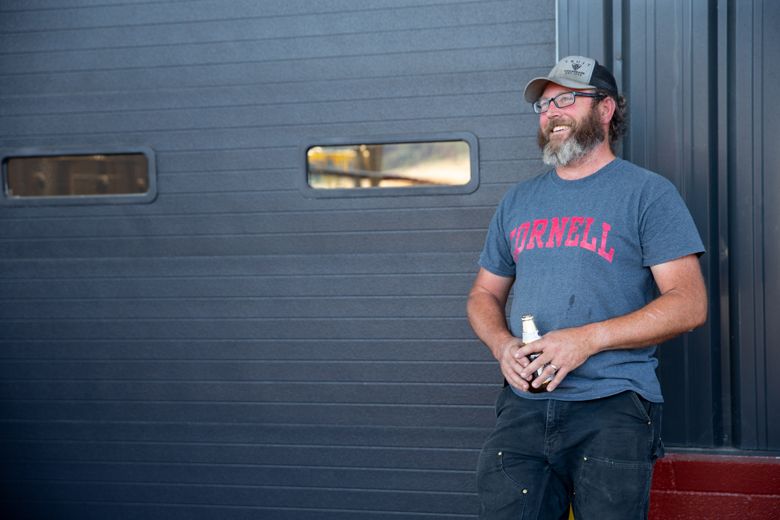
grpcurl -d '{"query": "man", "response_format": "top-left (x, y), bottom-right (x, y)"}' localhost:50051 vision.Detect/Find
top-left (467, 56), bottom-right (707, 519)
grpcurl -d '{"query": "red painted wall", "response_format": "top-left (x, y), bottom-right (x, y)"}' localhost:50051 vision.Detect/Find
top-left (650, 454), bottom-right (780, 519)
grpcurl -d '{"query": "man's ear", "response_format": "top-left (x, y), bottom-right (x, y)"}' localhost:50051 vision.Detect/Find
top-left (600, 96), bottom-right (617, 124)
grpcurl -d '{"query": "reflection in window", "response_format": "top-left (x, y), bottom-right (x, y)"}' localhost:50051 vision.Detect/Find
top-left (4, 153), bottom-right (149, 198)
top-left (307, 140), bottom-right (471, 189)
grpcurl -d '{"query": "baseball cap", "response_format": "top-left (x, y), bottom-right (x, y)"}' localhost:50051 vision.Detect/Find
top-left (523, 55), bottom-right (619, 103)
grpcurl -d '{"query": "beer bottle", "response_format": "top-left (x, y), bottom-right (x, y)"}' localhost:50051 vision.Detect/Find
top-left (521, 314), bottom-right (551, 393)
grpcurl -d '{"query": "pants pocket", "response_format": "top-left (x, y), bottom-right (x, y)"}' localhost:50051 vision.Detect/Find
top-left (476, 448), bottom-right (530, 518)
top-left (627, 392), bottom-right (665, 460)
top-left (574, 455), bottom-right (653, 519)
top-left (477, 447), bottom-right (574, 520)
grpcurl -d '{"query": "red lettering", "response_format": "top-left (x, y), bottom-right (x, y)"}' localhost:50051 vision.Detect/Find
top-left (565, 216), bottom-right (584, 247)
top-left (545, 217), bottom-right (570, 248)
top-left (510, 222), bottom-right (530, 259)
top-left (598, 222), bottom-right (615, 262)
top-left (526, 219), bottom-right (548, 250)
top-left (579, 217), bottom-right (597, 252)
top-left (510, 216), bottom-right (615, 263)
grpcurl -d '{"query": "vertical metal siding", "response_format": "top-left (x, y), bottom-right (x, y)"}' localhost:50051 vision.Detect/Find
top-left (730, 0), bottom-right (780, 451)
top-left (0, 0), bottom-right (556, 517)
top-left (761, 0), bottom-right (780, 452)
top-left (556, 0), bottom-right (612, 65)
top-left (624, 0), bottom-right (718, 448)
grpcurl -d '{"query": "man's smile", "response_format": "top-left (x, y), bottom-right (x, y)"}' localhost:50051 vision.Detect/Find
top-left (545, 122), bottom-right (573, 140)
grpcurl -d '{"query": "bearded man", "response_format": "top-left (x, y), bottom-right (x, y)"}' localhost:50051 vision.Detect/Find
top-left (466, 56), bottom-right (708, 519)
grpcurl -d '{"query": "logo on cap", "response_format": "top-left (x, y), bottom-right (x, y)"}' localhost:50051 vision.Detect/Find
top-left (565, 58), bottom-right (588, 78)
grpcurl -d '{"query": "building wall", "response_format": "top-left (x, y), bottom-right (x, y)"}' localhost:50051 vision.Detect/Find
top-left (650, 454), bottom-right (780, 519)
top-left (728, 0), bottom-right (780, 451)
top-left (1, 0), bottom-right (777, 518)
top-left (0, 0), bottom-right (556, 517)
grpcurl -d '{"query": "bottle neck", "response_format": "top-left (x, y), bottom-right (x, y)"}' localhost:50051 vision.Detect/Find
top-left (523, 331), bottom-right (540, 342)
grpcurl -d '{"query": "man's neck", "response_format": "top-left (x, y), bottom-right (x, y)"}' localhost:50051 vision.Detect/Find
top-left (555, 143), bottom-right (616, 181)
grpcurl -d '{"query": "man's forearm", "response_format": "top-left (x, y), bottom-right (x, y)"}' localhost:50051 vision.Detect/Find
top-left (466, 289), bottom-right (516, 360)
top-left (586, 255), bottom-right (708, 355)
top-left (520, 288), bottom-right (707, 391)
top-left (584, 285), bottom-right (707, 356)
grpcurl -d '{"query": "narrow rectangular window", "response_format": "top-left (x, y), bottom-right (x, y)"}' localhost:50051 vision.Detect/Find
top-left (303, 134), bottom-right (478, 197)
top-left (2, 148), bottom-right (156, 205)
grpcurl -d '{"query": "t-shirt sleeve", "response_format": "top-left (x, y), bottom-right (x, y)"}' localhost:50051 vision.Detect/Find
top-left (640, 178), bottom-right (705, 266)
top-left (478, 196), bottom-right (517, 277)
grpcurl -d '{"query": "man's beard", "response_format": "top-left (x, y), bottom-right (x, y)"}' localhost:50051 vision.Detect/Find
top-left (537, 106), bottom-right (606, 167)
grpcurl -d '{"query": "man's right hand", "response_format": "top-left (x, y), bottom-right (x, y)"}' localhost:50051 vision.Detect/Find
top-left (498, 337), bottom-right (531, 391)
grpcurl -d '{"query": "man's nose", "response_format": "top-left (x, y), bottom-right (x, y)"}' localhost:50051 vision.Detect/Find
top-left (545, 99), bottom-right (564, 117)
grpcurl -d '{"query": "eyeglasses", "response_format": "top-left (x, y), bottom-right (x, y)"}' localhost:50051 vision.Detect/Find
top-left (532, 91), bottom-right (605, 114)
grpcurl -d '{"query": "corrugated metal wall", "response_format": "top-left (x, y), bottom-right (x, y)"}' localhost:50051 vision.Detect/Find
top-left (0, 0), bottom-right (556, 517)
top-left (729, 0), bottom-right (780, 451)
top-left (621, 0), bottom-right (718, 449)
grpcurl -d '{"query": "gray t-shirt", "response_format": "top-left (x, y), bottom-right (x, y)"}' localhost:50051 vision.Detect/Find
top-left (478, 159), bottom-right (704, 402)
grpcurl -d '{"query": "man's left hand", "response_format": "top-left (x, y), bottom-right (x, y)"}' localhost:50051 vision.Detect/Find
top-left (516, 326), bottom-right (597, 392)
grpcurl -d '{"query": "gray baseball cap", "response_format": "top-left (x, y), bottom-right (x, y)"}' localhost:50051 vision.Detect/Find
top-left (523, 55), bottom-right (619, 103)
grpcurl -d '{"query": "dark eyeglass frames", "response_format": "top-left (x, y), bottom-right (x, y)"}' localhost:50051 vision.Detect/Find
top-left (532, 91), bottom-right (606, 114)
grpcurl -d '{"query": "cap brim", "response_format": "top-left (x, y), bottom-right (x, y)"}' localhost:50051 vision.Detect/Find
top-left (523, 77), bottom-right (597, 103)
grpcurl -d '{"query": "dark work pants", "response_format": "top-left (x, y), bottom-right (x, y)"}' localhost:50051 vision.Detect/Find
top-left (477, 386), bottom-right (664, 519)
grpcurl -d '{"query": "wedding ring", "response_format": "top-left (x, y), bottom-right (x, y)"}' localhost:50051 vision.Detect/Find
top-left (549, 364), bottom-right (559, 372)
